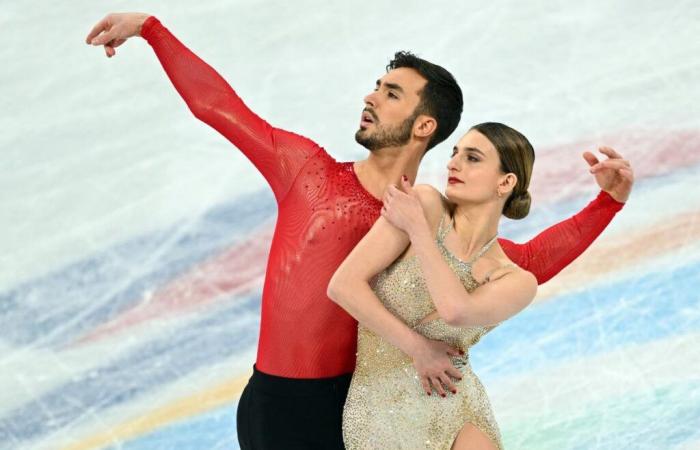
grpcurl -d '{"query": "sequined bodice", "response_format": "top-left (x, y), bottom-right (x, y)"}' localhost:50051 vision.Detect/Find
top-left (364, 212), bottom-right (499, 360)
top-left (345, 212), bottom-right (504, 449)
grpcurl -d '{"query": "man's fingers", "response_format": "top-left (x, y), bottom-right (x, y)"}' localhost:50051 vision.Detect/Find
top-left (592, 160), bottom-right (630, 171)
top-left (619, 167), bottom-right (634, 181)
top-left (583, 151), bottom-right (599, 167)
top-left (105, 44), bottom-right (116, 58)
top-left (95, 30), bottom-right (120, 46)
top-left (599, 146), bottom-right (623, 159)
top-left (605, 159), bottom-right (631, 167)
top-left (86, 16), bottom-right (110, 44)
top-left (590, 160), bottom-right (630, 172)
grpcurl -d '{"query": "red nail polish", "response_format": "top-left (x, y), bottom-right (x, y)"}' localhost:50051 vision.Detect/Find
top-left (427, 392), bottom-right (431, 396)
top-left (402, 175), bottom-right (407, 181)
top-left (451, 389), bottom-right (457, 394)
top-left (440, 393), bottom-right (446, 398)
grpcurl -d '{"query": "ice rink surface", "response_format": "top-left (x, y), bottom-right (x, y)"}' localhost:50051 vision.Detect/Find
top-left (1, 1), bottom-right (699, 449)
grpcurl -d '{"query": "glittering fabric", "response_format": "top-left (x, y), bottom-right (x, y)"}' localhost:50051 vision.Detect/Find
top-left (344, 212), bottom-right (505, 449)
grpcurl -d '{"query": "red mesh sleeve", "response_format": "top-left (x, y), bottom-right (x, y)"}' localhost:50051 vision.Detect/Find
top-left (499, 190), bottom-right (625, 285)
top-left (140, 16), bottom-right (321, 202)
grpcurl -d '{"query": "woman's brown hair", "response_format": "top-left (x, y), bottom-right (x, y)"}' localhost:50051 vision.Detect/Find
top-left (470, 122), bottom-right (535, 220)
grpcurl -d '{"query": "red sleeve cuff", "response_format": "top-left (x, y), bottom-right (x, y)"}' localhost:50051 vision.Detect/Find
top-left (140, 15), bottom-right (161, 40)
top-left (597, 190), bottom-right (625, 212)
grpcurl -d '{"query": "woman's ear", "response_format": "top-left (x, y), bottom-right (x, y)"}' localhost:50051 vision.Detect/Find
top-left (499, 173), bottom-right (518, 195)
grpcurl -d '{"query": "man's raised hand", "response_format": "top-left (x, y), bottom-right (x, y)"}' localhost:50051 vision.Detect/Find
top-left (584, 146), bottom-right (634, 203)
top-left (85, 13), bottom-right (150, 58)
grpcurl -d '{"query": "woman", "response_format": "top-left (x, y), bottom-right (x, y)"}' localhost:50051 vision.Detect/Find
top-left (328, 122), bottom-right (539, 449)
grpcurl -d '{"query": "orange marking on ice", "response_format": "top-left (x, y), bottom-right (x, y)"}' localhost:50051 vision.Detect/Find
top-left (60, 371), bottom-right (251, 450)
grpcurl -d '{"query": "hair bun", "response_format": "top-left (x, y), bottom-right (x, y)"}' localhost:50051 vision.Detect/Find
top-left (504, 191), bottom-right (531, 220)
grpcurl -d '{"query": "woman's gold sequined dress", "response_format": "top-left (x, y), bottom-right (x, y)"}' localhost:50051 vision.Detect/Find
top-left (343, 211), bottom-right (505, 450)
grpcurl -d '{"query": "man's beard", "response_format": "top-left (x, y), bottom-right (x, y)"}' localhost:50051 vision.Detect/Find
top-left (355, 110), bottom-right (419, 151)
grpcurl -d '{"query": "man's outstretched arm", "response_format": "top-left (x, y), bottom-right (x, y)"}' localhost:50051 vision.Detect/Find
top-left (499, 146), bottom-right (634, 284)
top-left (86, 13), bottom-right (320, 202)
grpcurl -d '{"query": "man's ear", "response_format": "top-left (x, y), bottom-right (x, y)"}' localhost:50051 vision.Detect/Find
top-left (414, 115), bottom-right (437, 140)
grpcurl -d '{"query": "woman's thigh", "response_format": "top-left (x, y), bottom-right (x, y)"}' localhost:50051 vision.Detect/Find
top-left (450, 422), bottom-right (498, 450)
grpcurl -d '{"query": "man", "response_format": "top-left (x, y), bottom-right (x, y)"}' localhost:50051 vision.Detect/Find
top-left (86, 12), bottom-right (633, 449)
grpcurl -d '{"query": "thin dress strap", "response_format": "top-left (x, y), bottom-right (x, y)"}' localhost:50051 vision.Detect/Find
top-left (436, 209), bottom-right (451, 243)
top-left (440, 213), bottom-right (499, 265)
top-left (466, 234), bottom-right (499, 265)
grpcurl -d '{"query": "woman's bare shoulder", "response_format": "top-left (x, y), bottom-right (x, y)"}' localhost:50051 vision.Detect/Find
top-left (413, 184), bottom-right (450, 223)
top-left (474, 253), bottom-right (536, 287)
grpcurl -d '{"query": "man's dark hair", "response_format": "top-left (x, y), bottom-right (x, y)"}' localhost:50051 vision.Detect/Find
top-left (387, 51), bottom-right (463, 152)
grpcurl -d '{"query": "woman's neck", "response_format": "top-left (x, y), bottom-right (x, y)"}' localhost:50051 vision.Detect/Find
top-left (451, 201), bottom-right (502, 259)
